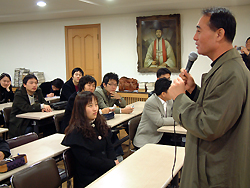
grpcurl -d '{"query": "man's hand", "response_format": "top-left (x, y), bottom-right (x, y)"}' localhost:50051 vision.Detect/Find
top-left (168, 77), bottom-right (186, 100)
top-left (241, 46), bottom-right (250, 56)
top-left (101, 107), bottom-right (115, 114)
top-left (110, 92), bottom-right (121, 100)
top-left (114, 159), bottom-right (119, 165)
top-left (152, 61), bottom-right (157, 65)
top-left (121, 106), bottom-right (134, 114)
top-left (42, 104), bottom-right (52, 112)
top-left (46, 93), bottom-right (54, 97)
top-left (0, 151), bottom-right (5, 160)
top-left (179, 68), bottom-right (196, 94)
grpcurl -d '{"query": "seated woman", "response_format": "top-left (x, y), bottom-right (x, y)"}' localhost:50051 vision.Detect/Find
top-left (61, 91), bottom-right (118, 187)
top-left (0, 73), bottom-right (14, 104)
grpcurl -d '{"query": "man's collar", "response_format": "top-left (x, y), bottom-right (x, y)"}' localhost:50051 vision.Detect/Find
top-left (210, 51), bottom-right (229, 67)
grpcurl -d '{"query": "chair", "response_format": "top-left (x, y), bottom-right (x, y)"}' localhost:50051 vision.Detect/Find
top-left (63, 149), bottom-right (75, 188)
top-left (128, 115), bottom-right (141, 153)
top-left (6, 132), bottom-right (38, 149)
top-left (2, 106), bottom-right (12, 139)
top-left (10, 158), bottom-right (61, 188)
top-left (54, 113), bottom-right (65, 133)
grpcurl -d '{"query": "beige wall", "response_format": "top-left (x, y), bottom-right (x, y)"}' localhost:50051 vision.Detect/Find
top-left (0, 5), bottom-right (249, 85)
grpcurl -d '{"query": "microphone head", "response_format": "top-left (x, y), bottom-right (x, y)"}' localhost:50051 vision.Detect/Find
top-left (188, 51), bottom-right (198, 62)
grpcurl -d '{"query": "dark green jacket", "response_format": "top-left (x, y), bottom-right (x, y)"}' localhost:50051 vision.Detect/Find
top-left (9, 86), bottom-right (47, 138)
top-left (173, 48), bottom-right (250, 188)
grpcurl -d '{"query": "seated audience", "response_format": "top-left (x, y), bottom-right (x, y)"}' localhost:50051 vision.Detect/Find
top-left (61, 75), bottom-right (113, 133)
top-left (0, 73), bottom-right (14, 104)
top-left (61, 91), bottom-right (118, 187)
top-left (39, 78), bottom-right (64, 97)
top-left (0, 139), bottom-right (10, 160)
top-left (9, 74), bottom-right (53, 138)
top-left (94, 72), bottom-right (133, 114)
top-left (149, 68), bottom-right (171, 97)
top-left (60, 67), bottom-right (84, 101)
top-left (235, 37), bottom-right (250, 70)
top-left (134, 78), bottom-right (175, 148)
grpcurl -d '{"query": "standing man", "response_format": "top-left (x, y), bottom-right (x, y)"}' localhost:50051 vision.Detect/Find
top-left (60, 67), bottom-right (83, 101)
top-left (168, 7), bottom-right (250, 187)
top-left (144, 23), bottom-right (176, 68)
top-left (235, 37), bottom-right (250, 70)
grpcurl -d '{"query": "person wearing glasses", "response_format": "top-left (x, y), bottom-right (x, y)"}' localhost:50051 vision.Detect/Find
top-left (94, 72), bottom-right (133, 114)
top-left (60, 67), bottom-right (84, 101)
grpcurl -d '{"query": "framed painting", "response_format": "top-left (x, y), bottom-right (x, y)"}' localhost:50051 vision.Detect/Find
top-left (137, 14), bottom-right (181, 73)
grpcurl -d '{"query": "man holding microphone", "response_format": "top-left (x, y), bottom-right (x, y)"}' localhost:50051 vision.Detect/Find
top-left (168, 7), bottom-right (250, 188)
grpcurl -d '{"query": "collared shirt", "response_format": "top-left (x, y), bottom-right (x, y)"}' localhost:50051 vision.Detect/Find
top-left (27, 94), bottom-right (44, 109)
top-left (157, 96), bottom-right (172, 117)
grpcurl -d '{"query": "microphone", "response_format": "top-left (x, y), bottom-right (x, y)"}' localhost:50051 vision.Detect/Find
top-left (185, 52), bottom-right (198, 73)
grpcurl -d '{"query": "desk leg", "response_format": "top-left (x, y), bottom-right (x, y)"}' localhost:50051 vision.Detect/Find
top-left (32, 121), bottom-right (39, 135)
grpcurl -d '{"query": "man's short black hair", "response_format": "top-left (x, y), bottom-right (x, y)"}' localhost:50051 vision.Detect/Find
top-left (154, 78), bottom-right (172, 96)
top-left (78, 75), bottom-right (97, 92)
top-left (202, 7), bottom-right (236, 43)
top-left (101, 72), bottom-right (119, 88)
top-left (23, 74), bottom-right (38, 85)
top-left (246, 37), bottom-right (250, 43)
top-left (156, 68), bottom-right (171, 78)
top-left (51, 78), bottom-right (64, 89)
top-left (71, 67), bottom-right (84, 77)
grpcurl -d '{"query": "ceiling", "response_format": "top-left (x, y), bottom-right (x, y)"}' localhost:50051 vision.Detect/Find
top-left (0, 0), bottom-right (249, 23)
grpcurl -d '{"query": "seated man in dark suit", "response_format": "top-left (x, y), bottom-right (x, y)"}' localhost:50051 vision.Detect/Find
top-left (61, 75), bottom-right (113, 133)
top-left (9, 74), bottom-right (53, 138)
top-left (134, 78), bottom-right (175, 148)
top-left (39, 78), bottom-right (64, 97)
top-left (60, 67), bottom-right (84, 101)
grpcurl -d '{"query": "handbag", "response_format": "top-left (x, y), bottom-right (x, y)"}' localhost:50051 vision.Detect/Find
top-left (102, 111), bottom-right (115, 120)
top-left (0, 154), bottom-right (27, 173)
top-left (50, 101), bottom-right (68, 110)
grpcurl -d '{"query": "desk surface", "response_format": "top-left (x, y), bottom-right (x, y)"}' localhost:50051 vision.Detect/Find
top-left (45, 96), bottom-right (60, 103)
top-left (0, 102), bottom-right (12, 111)
top-left (87, 144), bottom-right (185, 188)
top-left (107, 101), bottom-right (145, 128)
top-left (16, 109), bottom-right (65, 120)
top-left (158, 125), bottom-right (187, 135)
top-left (0, 133), bottom-right (68, 181)
top-left (0, 128), bottom-right (8, 134)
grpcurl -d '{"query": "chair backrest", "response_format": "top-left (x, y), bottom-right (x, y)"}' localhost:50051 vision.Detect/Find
top-left (6, 132), bottom-right (38, 149)
top-left (54, 113), bottom-right (64, 133)
top-left (2, 107), bottom-right (12, 128)
top-left (128, 116), bottom-right (141, 144)
top-left (63, 149), bottom-right (75, 180)
top-left (11, 158), bottom-right (61, 188)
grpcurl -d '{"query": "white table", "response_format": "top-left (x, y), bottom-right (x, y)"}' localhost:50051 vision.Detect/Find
top-left (0, 103), bottom-right (12, 111)
top-left (107, 101), bottom-right (145, 128)
top-left (158, 125), bottom-right (187, 135)
top-left (45, 96), bottom-right (60, 103)
top-left (86, 144), bottom-right (185, 188)
top-left (0, 133), bottom-right (68, 182)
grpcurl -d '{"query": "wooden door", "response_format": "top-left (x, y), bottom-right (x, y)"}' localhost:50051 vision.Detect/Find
top-left (65, 24), bottom-right (102, 85)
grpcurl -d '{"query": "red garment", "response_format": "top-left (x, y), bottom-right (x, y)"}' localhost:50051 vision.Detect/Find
top-left (75, 85), bottom-right (79, 92)
top-left (153, 38), bottom-right (167, 65)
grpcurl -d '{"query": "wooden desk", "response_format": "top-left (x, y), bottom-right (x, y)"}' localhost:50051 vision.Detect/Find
top-left (107, 101), bottom-right (145, 128)
top-left (0, 133), bottom-right (68, 182)
top-left (158, 125), bottom-right (187, 135)
top-left (16, 110), bottom-right (65, 134)
top-left (45, 96), bottom-right (60, 103)
top-left (86, 144), bottom-right (185, 188)
top-left (0, 103), bottom-right (12, 111)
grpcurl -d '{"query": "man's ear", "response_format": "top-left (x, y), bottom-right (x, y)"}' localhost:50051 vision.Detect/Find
top-left (23, 83), bottom-right (26, 88)
top-left (216, 28), bottom-right (225, 41)
top-left (103, 83), bottom-right (106, 88)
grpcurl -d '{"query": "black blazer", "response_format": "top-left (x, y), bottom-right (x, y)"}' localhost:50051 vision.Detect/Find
top-left (61, 128), bottom-right (116, 187)
top-left (60, 92), bottom-right (77, 133)
top-left (0, 85), bottom-right (14, 104)
top-left (60, 78), bottom-right (76, 102)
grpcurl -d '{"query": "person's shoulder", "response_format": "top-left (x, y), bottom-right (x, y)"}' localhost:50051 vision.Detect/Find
top-left (94, 86), bottom-right (103, 94)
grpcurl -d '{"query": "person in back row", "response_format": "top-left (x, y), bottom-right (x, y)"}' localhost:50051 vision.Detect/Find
top-left (0, 73), bottom-right (14, 104)
top-left (60, 75), bottom-right (113, 133)
top-left (9, 74), bottom-right (54, 138)
top-left (134, 78), bottom-right (174, 148)
top-left (149, 68), bottom-right (171, 97)
top-left (60, 67), bottom-right (84, 101)
top-left (61, 91), bottom-right (118, 187)
top-left (94, 72), bottom-right (134, 114)
top-left (39, 78), bottom-right (64, 98)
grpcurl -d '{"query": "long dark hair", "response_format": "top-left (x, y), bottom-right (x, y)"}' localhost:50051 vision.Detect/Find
top-left (0, 73), bottom-right (11, 81)
top-left (65, 91), bottom-right (109, 139)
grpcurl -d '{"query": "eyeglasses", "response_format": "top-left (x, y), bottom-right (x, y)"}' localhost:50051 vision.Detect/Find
top-left (107, 83), bottom-right (117, 87)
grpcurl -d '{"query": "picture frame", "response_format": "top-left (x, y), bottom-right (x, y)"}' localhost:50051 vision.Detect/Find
top-left (136, 14), bottom-right (181, 73)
